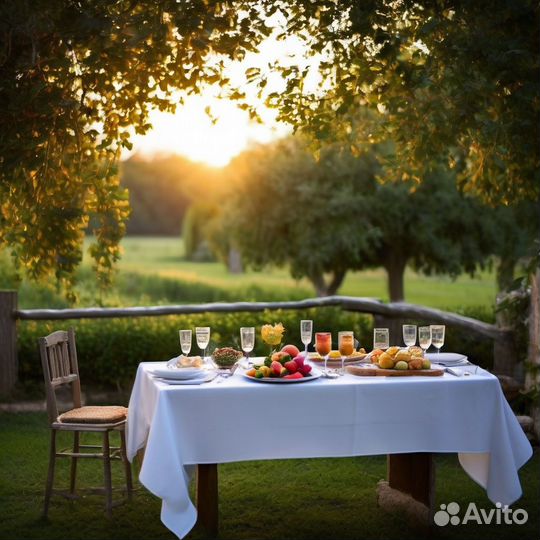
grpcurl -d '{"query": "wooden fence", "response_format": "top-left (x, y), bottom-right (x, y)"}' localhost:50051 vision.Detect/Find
top-left (0, 290), bottom-right (515, 396)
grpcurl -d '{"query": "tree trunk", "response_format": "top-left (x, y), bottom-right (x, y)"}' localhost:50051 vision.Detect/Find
top-left (227, 247), bottom-right (243, 274)
top-left (525, 268), bottom-right (540, 440)
top-left (308, 272), bottom-right (328, 297)
top-left (496, 256), bottom-right (516, 292)
top-left (384, 255), bottom-right (407, 302)
top-left (327, 270), bottom-right (347, 296)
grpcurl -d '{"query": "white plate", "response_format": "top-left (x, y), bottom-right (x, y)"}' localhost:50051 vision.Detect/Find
top-left (425, 352), bottom-right (468, 365)
top-left (150, 367), bottom-right (209, 380)
top-left (155, 372), bottom-right (218, 385)
top-left (243, 368), bottom-right (322, 384)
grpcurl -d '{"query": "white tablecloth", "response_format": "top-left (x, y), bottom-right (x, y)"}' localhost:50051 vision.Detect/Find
top-left (127, 362), bottom-right (532, 539)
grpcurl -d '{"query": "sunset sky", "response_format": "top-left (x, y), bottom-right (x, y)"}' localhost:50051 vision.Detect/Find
top-left (126, 29), bottom-right (321, 167)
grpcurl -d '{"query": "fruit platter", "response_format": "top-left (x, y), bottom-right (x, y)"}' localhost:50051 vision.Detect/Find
top-left (244, 345), bottom-right (321, 383)
top-left (346, 346), bottom-right (444, 377)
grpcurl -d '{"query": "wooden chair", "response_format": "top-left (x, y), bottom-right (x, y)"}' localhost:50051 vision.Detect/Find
top-left (39, 328), bottom-right (133, 518)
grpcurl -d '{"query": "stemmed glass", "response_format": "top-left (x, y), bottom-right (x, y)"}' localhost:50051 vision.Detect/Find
top-left (430, 325), bottom-right (445, 355)
top-left (373, 328), bottom-right (389, 350)
top-left (300, 320), bottom-right (313, 359)
top-left (338, 331), bottom-right (354, 375)
top-left (179, 329), bottom-right (192, 356)
top-left (402, 325), bottom-right (417, 348)
top-left (195, 327), bottom-right (211, 358)
top-left (315, 332), bottom-right (332, 374)
top-left (418, 326), bottom-right (432, 354)
top-left (240, 327), bottom-right (255, 367)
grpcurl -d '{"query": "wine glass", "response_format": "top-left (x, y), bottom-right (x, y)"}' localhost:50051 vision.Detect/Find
top-left (402, 325), bottom-right (417, 348)
top-left (179, 329), bottom-right (192, 356)
top-left (315, 332), bottom-right (332, 374)
top-left (240, 327), bottom-right (255, 367)
top-left (300, 320), bottom-right (313, 359)
top-left (338, 331), bottom-right (354, 375)
top-left (373, 328), bottom-right (389, 350)
top-left (418, 326), bottom-right (432, 354)
top-left (195, 326), bottom-right (211, 358)
top-left (430, 325), bottom-right (445, 355)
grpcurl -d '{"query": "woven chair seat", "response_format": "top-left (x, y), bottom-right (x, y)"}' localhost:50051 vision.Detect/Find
top-left (58, 406), bottom-right (128, 424)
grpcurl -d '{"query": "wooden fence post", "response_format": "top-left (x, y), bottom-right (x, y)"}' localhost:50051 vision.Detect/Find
top-left (0, 290), bottom-right (18, 396)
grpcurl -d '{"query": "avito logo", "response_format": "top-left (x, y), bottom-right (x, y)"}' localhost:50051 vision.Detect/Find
top-left (434, 502), bottom-right (528, 526)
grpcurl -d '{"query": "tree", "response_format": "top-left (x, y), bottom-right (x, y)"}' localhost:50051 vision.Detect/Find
top-left (245, 0), bottom-right (539, 205)
top-left (182, 202), bottom-right (220, 262)
top-left (225, 138), bottom-right (500, 301)
top-left (2, 0), bottom-right (537, 287)
top-left (121, 154), bottom-right (223, 236)
top-left (0, 0), bottom-right (269, 287)
top-left (224, 138), bottom-right (379, 296)
top-left (490, 201), bottom-right (539, 292)
top-left (359, 167), bottom-right (498, 301)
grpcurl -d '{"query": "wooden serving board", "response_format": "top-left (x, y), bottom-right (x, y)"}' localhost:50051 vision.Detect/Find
top-left (346, 365), bottom-right (444, 377)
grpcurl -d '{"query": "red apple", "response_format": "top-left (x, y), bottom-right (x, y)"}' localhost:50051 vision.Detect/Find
top-left (284, 360), bottom-right (298, 373)
top-left (293, 355), bottom-right (305, 367)
top-left (299, 364), bottom-right (312, 376)
top-left (271, 361), bottom-right (283, 376)
top-left (281, 344), bottom-right (300, 358)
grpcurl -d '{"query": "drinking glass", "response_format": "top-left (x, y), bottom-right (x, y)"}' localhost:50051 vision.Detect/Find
top-left (373, 328), bottom-right (389, 350)
top-left (430, 325), bottom-right (445, 355)
top-left (402, 325), bottom-right (417, 348)
top-left (315, 332), bottom-right (332, 374)
top-left (418, 326), bottom-right (432, 354)
top-left (240, 327), bottom-right (255, 366)
top-left (179, 329), bottom-right (192, 356)
top-left (300, 320), bottom-right (313, 358)
top-left (195, 326), bottom-right (211, 358)
top-left (338, 331), bottom-right (354, 375)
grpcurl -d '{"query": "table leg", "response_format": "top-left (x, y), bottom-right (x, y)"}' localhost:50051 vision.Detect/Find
top-left (387, 452), bottom-right (435, 508)
top-left (196, 464), bottom-right (218, 536)
top-left (377, 453), bottom-right (435, 526)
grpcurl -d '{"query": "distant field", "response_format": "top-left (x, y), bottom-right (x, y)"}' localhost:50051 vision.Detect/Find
top-left (81, 236), bottom-right (497, 310)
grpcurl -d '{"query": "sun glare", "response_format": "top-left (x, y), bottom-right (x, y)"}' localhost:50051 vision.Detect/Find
top-left (128, 95), bottom-right (286, 167)
top-left (126, 29), bottom-right (320, 167)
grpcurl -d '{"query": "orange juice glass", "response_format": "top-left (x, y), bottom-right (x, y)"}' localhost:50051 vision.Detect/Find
top-left (338, 332), bottom-right (355, 357)
top-left (315, 332), bottom-right (332, 357)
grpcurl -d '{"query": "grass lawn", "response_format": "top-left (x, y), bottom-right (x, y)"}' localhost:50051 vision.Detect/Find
top-left (85, 236), bottom-right (497, 310)
top-left (1, 412), bottom-right (537, 540)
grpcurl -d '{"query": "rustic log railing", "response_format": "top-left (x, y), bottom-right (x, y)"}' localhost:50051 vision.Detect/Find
top-left (0, 290), bottom-right (514, 395)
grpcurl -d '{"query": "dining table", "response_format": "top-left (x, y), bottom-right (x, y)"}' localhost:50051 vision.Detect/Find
top-left (126, 359), bottom-right (532, 539)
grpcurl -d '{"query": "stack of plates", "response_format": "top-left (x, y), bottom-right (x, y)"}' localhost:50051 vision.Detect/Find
top-left (425, 352), bottom-right (468, 367)
top-left (149, 366), bottom-right (216, 385)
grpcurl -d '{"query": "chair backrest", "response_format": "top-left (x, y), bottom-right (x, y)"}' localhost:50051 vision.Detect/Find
top-left (38, 328), bottom-right (82, 424)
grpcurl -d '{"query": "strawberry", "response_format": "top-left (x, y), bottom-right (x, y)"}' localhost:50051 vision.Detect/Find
top-left (298, 364), bottom-right (312, 376)
top-left (283, 372), bottom-right (304, 380)
top-left (271, 360), bottom-right (283, 376)
top-left (283, 360), bottom-right (298, 373)
top-left (280, 367), bottom-right (288, 377)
